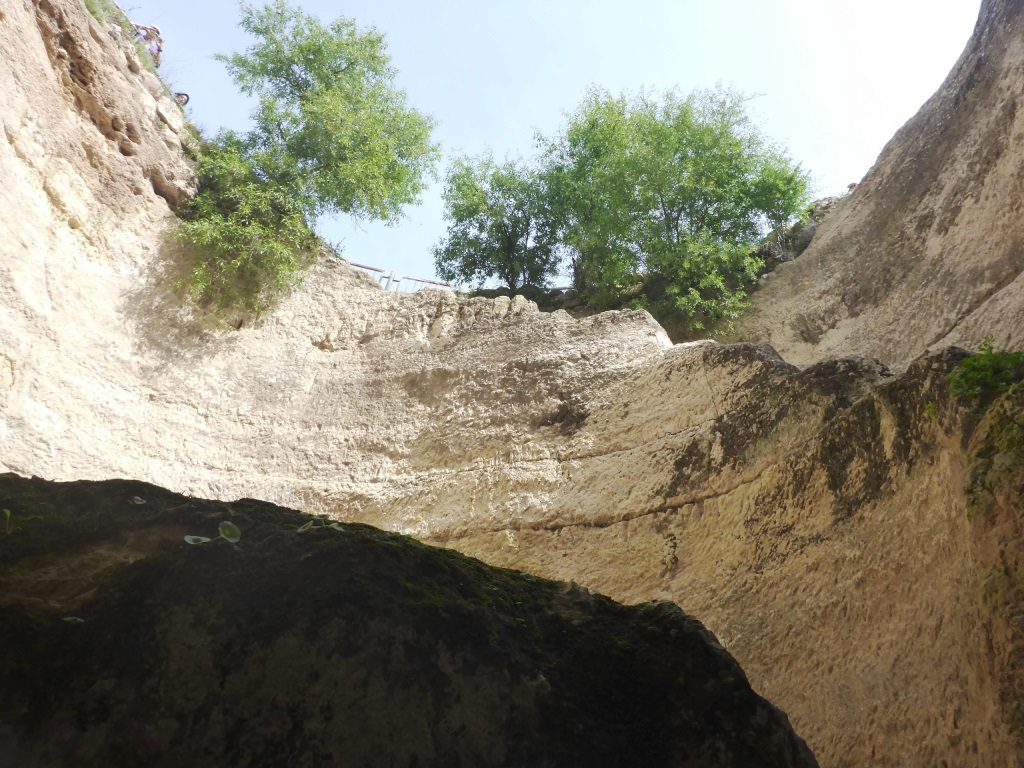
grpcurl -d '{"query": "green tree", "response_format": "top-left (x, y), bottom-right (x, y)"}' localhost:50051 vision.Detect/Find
top-left (433, 157), bottom-right (560, 294)
top-left (541, 86), bottom-right (809, 329)
top-left (178, 0), bottom-right (438, 314)
top-left (219, 0), bottom-right (437, 221)
top-left (949, 337), bottom-right (1024, 399)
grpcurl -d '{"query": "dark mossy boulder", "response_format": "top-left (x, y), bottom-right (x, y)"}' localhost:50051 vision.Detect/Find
top-left (0, 474), bottom-right (817, 768)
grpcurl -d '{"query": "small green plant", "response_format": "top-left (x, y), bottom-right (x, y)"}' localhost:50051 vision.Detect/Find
top-left (82, 0), bottom-right (134, 36)
top-left (83, 0), bottom-right (114, 23)
top-left (950, 337), bottom-right (1024, 399)
top-left (297, 518), bottom-right (346, 533)
top-left (184, 520), bottom-right (242, 546)
top-left (925, 401), bottom-right (938, 423)
top-left (3, 508), bottom-right (11, 536)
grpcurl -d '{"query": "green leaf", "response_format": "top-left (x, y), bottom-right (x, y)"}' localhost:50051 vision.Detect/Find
top-left (328, 522), bottom-right (345, 532)
top-left (218, 521), bottom-right (242, 543)
top-left (130, 496), bottom-right (146, 505)
top-left (184, 535), bottom-right (212, 545)
top-left (297, 520), bottom-right (315, 532)
top-left (62, 616), bottom-right (86, 624)
top-left (949, 339), bottom-right (1024, 399)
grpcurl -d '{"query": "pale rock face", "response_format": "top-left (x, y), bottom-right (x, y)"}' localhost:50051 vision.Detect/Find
top-left (4, 0), bottom-right (1024, 766)
top-left (731, 0), bottom-right (1024, 369)
top-left (0, 0), bottom-right (194, 477)
top-left (0, 0), bottom-right (193, 263)
top-left (433, 348), bottom-right (1021, 767)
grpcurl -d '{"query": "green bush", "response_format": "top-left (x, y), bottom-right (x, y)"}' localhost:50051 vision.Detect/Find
top-left (949, 338), bottom-right (1024, 399)
top-left (173, 0), bottom-right (437, 317)
top-left (642, 238), bottom-right (764, 331)
top-left (176, 137), bottom-right (318, 315)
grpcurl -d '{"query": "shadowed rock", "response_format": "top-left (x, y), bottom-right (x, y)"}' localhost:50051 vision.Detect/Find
top-left (0, 474), bottom-right (818, 768)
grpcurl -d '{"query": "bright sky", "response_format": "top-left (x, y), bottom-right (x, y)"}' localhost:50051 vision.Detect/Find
top-left (127, 0), bottom-right (980, 284)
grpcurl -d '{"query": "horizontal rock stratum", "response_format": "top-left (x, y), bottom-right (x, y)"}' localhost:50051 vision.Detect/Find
top-left (3, 0), bottom-right (1024, 766)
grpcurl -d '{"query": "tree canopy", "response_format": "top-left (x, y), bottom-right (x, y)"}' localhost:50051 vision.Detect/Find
top-left (433, 157), bottom-right (560, 294)
top-left (219, 0), bottom-right (438, 222)
top-left (432, 86), bottom-right (808, 333)
top-left (177, 0), bottom-right (438, 314)
top-left (176, 5), bottom-right (806, 332)
top-left (541, 87), bottom-right (809, 327)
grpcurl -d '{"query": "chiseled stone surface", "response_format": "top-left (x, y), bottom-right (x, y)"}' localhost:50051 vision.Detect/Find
top-left (730, 0), bottom-right (1024, 369)
top-left (4, 0), bottom-right (1024, 766)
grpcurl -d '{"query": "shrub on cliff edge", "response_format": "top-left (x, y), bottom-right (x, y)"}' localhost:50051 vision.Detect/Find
top-left (950, 338), bottom-right (1024, 399)
top-left (176, 137), bottom-right (318, 314)
top-left (177, 0), bottom-right (437, 315)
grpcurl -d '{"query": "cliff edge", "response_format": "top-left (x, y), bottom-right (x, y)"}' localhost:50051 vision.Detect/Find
top-left (730, 0), bottom-right (1024, 368)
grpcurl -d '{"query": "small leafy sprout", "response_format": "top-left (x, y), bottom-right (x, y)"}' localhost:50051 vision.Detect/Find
top-left (61, 616), bottom-right (86, 624)
top-left (3, 508), bottom-right (11, 535)
top-left (296, 518), bottom-right (345, 533)
top-left (183, 521), bottom-right (242, 546)
top-left (925, 402), bottom-right (938, 423)
top-left (130, 496), bottom-right (147, 505)
top-left (218, 521), bottom-right (242, 543)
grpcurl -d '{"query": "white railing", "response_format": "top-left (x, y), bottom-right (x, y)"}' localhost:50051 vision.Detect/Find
top-left (344, 260), bottom-right (452, 292)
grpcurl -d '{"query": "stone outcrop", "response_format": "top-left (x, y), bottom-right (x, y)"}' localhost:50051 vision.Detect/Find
top-left (730, 0), bottom-right (1024, 369)
top-left (3, 0), bottom-right (1024, 766)
top-left (0, 0), bottom-right (194, 270)
top-left (418, 344), bottom-right (1024, 767)
top-left (0, 475), bottom-right (818, 768)
top-left (752, 197), bottom-right (841, 272)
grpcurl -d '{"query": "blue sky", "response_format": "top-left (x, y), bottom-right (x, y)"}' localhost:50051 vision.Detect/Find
top-left (126, 0), bottom-right (980, 284)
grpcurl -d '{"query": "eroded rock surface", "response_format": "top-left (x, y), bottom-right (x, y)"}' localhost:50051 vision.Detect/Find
top-left (0, 475), bottom-right (818, 768)
top-left (3, 0), bottom-right (1024, 766)
top-left (731, 0), bottom-right (1024, 368)
top-left (424, 347), bottom-right (1024, 767)
top-left (0, 0), bottom-right (194, 275)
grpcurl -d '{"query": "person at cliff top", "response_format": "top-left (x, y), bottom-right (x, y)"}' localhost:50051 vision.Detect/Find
top-left (133, 24), bottom-right (163, 67)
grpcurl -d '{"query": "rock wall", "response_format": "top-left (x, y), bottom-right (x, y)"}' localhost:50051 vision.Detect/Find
top-left (0, 0), bottom-right (193, 275)
top-left (423, 346), bottom-right (1024, 767)
top-left (3, 0), bottom-right (1024, 766)
top-left (0, 475), bottom-right (819, 768)
top-left (730, 0), bottom-right (1024, 369)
